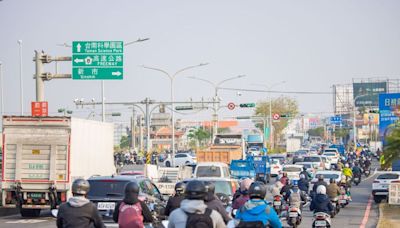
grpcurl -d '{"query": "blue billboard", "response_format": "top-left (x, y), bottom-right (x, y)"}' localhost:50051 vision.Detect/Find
top-left (379, 93), bottom-right (400, 141)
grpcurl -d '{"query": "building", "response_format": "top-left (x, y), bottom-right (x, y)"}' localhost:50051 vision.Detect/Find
top-left (114, 122), bottom-right (129, 146)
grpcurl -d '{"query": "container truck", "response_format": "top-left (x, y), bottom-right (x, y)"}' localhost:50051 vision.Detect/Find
top-left (1, 116), bottom-right (115, 217)
top-left (196, 134), bottom-right (245, 164)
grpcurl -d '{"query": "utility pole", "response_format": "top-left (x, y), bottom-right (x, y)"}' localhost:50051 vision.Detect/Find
top-left (18, 40), bottom-right (23, 115)
top-left (131, 107), bottom-right (136, 151)
top-left (0, 61), bottom-right (4, 118)
top-left (139, 115), bottom-right (144, 152)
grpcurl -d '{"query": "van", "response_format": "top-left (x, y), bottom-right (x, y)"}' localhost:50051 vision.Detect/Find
top-left (194, 162), bottom-right (231, 178)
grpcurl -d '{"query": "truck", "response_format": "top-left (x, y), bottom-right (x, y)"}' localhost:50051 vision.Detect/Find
top-left (1, 116), bottom-right (115, 217)
top-left (329, 144), bottom-right (346, 155)
top-left (230, 159), bottom-right (256, 180)
top-left (247, 155), bottom-right (271, 183)
top-left (246, 134), bottom-right (264, 156)
top-left (196, 134), bottom-right (245, 164)
top-left (286, 136), bottom-right (302, 153)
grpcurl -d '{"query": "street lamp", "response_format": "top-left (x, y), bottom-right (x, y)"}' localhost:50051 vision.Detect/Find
top-left (141, 63), bottom-right (209, 166)
top-left (188, 75), bottom-right (246, 139)
top-left (17, 40), bottom-right (23, 115)
top-left (251, 81), bottom-right (286, 150)
top-left (353, 94), bottom-right (369, 150)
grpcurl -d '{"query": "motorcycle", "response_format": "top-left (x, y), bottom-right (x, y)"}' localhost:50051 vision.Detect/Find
top-left (330, 197), bottom-right (340, 218)
top-left (353, 174), bottom-right (361, 186)
top-left (286, 206), bottom-right (302, 228)
top-left (312, 212), bottom-right (331, 228)
top-left (364, 167), bottom-right (371, 177)
top-left (339, 186), bottom-right (349, 208)
top-left (273, 195), bottom-right (283, 215)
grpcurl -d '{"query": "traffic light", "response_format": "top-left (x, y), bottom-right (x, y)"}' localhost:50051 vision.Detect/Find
top-left (239, 103), bottom-right (256, 108)
top-left (369, 110), bottom-right (379, 114)
top-left (280, 114), bottom-right (291, 118)
top-left (175, 106), bottom-right (193, 111)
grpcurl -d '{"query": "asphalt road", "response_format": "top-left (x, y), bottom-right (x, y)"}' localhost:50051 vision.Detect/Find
top-left (0, 162), bottom-right (380, 228)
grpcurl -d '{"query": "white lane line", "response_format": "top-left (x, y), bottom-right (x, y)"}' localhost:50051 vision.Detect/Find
top-left (6, 219), bottom-right (47, 224)
top-left (361, 168), bottom-right (378, 182)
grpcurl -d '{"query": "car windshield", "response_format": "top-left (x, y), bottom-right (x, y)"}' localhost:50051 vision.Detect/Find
top-left (324, 149), bottom-right (337, 153)
top-left (87, 180), bottom-right (129, 197)
top-left (301, 164), bottom-right (312, 169)
top-left (213, 181), bottom-right (233, 196)
top-left (303, 157), bottom-right (320, 162)
top-left (295, 151), bottom-right (308, 156)
top-left (196, 166), bottom-right (221, 177)
top-left (377, 173), bottom-right (400, 180)
top-left (316, 173), bottom-right (339, 180)
top-left (230, 170), bottom-right (256, 178)
top-left (271, 160), bottom-right (280, 165)
top-left (283, 167), bottom-right (302, 172)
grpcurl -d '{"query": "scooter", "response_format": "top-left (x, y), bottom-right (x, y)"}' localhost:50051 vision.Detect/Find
top-left (330, 197), bottom-right (340, 218)
top-left (353, 174), bottom-right (361, 186)
top-left (273, 195), bottom-right (283, 215)
top-left (338, 186), bottom-right (349, 208)
top-left (286, 206), bottom-right (302, 228)
top-left (312, 212), bottom-right (331, 228)
top-left (364, 167), bottom-right (371, 177)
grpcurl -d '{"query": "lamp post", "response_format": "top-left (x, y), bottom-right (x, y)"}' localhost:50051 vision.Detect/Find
top-left (353, 94), bottom-right (369, 150)
top-left (251, 81), bottom-right (286, 150)
top-left (188, 75), bottom-right (246, 139)
top-left (0, 61), bottom-right (4, 118)
top-left (17, 40), bottom-right (23, 115)
top-left (142, 63), bottom-right (209, 166)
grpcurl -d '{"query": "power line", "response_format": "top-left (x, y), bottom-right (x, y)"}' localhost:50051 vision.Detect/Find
top-left (218, 87), bottom-right (333, 95)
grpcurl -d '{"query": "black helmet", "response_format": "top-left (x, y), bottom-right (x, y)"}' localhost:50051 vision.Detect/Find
top-left (248, 181), bottom-right (267, 199)
top-left (125, 181), bottom-right (140, 194)
top-left (72, 178), bottom-right (90, 195)
top-left (185, 180), bottom-right (207, 200)
top-left (303, 167), bottom-right (307, 171)
top-left (175, 182), bottom-right (186, 195)
top-left (318, 174), bottom-right (324, 181)
top-left (203, 181), bottom-right (216, 194)
top-left (329, 178), bottom-right (336, 184)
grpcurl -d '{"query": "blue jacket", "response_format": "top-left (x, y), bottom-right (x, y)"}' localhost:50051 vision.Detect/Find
top-left (310, 194), bottom-right (333, 214)
top-left (236, 199), bottom-right (282, 228)
top-left (298, 178), bottom-right (309, 192)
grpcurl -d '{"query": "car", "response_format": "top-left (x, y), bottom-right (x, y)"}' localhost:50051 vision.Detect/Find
top-left (296, 162), bottom-right (316, 178)
top-left (281, 164), bottom-right (303, 181)
top-left (311, 170), bottom-right (342, 186)
top-left (183, 177), bottom-right (239, 201)
top-left (303, 156), bottom-right (325, 170)
top-left (164, 153), bottom-right (196, 167)
top-left (372, 172), bottom-right (400, 203)
top-left (87, 175), bottom-right (165, 218)
top-left (293, 150), bottom-right (309, 164)
top-left (320, 155), bottom-right (332, 170)
top-left (322, 151), bottom-right (340, 164)
top-left (194, 162), bottom-right (230, 178)
top-left (270, 159), bottom-right (283, 177)
top-left (270, 154), bottom-right (287, 165)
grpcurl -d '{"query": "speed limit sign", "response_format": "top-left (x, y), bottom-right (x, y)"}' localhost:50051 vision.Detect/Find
top-left (227, 102), bottom-right (236, 110)
top-left (273, 113), bottom-right (280, 120)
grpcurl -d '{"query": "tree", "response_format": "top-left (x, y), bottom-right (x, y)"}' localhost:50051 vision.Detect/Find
top-left (188, 127), bottom-right (211, 148)
top-left (307, 127), bottom-right (325, 137)
top-left (120, 135), bottom-right (130, 149)
top-left (255, 96), bottom-right (299, 147)
top-left (383, 124), bottom-right (400, 168)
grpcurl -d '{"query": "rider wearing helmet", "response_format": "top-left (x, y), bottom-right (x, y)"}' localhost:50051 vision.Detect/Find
top-left (57, 179), bottom-right (105, 228)
top-left (326, 178), bottom-right (341, 200)
top-left (165, 182), bottom-right (186, 216)
top-left (233, 178), bottom-right (253, 209)
top-left (168, 180), bottom-right (225, 228)
top-left (342, 163), bottom-right (353, 181)
top-left (298, 174), bottom-right (309, 192)
top-left (288, 180), bottom-right (307, 210)
top-left (235, 182), bottom-right (282, 228)
top-left (204, 181), bottom-right (231, 224)
top-left (113, 182), bottom-right (154, 228)
top-left (280, 178), bottom-right (292, 201)
top-left (300, 167), bottom-right (311, 181)
top-left (280, 173), bottom-right (289, 186)
top-left (310, 185), bottom-right (333, 214)
top-left (312, 174), bottom-right (328, 193)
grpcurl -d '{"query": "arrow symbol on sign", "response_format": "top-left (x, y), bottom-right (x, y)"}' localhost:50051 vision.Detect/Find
top-left (77, 43), bottom-right (81, 52)
top-left (112, 71), bottom-right (122, 76)
top-left (74, 58), bottom-right (84, 63)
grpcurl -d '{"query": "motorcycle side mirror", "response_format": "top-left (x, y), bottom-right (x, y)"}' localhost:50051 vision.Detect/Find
top-left (51, 209), bottom-right (58, 218)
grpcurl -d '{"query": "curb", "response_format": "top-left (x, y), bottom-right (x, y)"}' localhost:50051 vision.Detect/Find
top-left (0, 207), bottom-right (18, 217)
top-left (376, 203), bottom-right (384, 228)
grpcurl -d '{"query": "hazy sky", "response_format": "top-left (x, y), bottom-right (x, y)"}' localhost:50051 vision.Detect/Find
top-left (1, 0), bottom-right (400, 123)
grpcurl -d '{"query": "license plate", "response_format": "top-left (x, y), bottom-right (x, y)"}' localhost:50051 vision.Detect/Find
top-left (97, 202), bottom-right (115, 210)
top-left (332, 203), bottom-right (336, 207)
top-left (315, 220), bottom-right (326, 226)
top-left (274, 201), bottom-right (281, 206)
top-left (289, 212), bottom-right (298, 217)
top-left (354, 178), bottom-right (359, 181)
top-left (339, 199), bottom-right (347, 204)
top-left (381, 184), bottom-right (389, 188)
top-left (259, 174), bottom-right (264, 177)
top-left (29, 193), bottom-right (43, 199)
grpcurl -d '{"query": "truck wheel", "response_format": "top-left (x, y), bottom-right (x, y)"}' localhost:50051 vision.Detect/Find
top-left (374, 196), bottom-right (382, 204)
top-left (165, 161), bottom-right (171, 167)
top-left (20, 209), bottom-right (41, 217)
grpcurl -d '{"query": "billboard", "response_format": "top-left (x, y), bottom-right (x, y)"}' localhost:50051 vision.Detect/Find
top-left (379, 93), bottom-right (400, 140)
top-left (353, 82), bottom-right (387, 107)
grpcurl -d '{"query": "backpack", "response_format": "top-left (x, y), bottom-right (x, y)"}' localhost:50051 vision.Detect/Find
top-left (118, 202), bottom-right (144, 228)
top-left (289, 189), bottom-right (301, 205)
top-left (185, 208), bottom-right (214, 228)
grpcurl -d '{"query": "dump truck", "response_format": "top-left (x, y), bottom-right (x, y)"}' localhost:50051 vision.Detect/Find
top-left (196, 134), bottom-right (245, 164)
top-left (1, 116), bottom-right (115, 217)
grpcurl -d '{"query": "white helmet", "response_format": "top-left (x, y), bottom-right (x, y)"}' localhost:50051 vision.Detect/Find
top-left (316, 185), bottom-right (327, 195)
top-left (345, 163), bottom-right (349, 168)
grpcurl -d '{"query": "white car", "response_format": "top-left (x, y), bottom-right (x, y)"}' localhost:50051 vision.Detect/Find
top-left (320, 155), bottom-right (332, 170)
top-left (164, 153), bottom-right (196, 167)
top-left (281, 164), bottom-right (303, 181)
top-left (270, 159), bottom-right (283, 177)
top-left (296, 162), bottom-right (317, 177)
top-left (322, 151), bottom-right (339, 164)
top-left (311, 170), bottom-right (342, 186)
top-left (194, 162), bottom-right (230, 178)
top-left (372, 172), bottom-right (400, 203)
top-left (302, 156), bottom-right (325, 170)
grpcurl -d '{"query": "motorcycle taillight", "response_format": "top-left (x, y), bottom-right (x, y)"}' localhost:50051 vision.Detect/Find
top-left (274, 196), bottom-right (281, 201)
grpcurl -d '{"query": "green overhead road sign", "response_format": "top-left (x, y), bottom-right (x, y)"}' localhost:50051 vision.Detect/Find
top-left (175, 106), bottom-right (193, 111)
top-left (239, 103), bottom-right (256, 108)
top-left (72, 41), bottom-right (124, 80)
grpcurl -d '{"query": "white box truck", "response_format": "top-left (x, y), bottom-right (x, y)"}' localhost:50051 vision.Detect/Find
top-left (1, 116), bottom-right (115, 217)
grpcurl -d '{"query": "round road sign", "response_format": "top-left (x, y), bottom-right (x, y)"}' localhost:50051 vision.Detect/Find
top-left (273, 113), bottom-right (280, 120)
top-left (227, 102), bottom-right (236, 110)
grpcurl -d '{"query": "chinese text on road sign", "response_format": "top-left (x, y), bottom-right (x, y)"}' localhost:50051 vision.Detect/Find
top-left (72, 41), bottom-right (124, 80)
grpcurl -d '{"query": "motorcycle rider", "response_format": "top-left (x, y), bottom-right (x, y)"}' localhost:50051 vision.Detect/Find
top-left (280, 178), bottom-right (292, 201)
top-left (339, 175), bottom-right (352, 201)
top-left (288, 180), bottom-right (306, 211)
top-left (342, 163), bottom-right (353, 183)
top-left (165, 182), bottom-right (186, 216)
top-left (57, 179), bottom-right (105, 228)
top-left (298, 174), bottom-right (309, 193)
top-left (352, 162), bottom-right (363, 181)
top-left (167, 180), bottom-right (226, 228)
top-left (113, 182), bottom-right (154, 228)
top-left (235, 182), bottom-right (282, 228)
top-left (204, 181), bottom-right (232, 224)
top-left (280, 173), bottom-right (289, 186)
top-left (233, 178), bottom-right (253, 210)
top-left (326, 178), bottom-right (341, 200)
top-left (312, 175), bottom-right (328, 194)
top-left (310, 185), bottom-right (333, 225)
top-left (300, 167), bottom-right (311, 181)
top-left (232, 178), bottom-right (252, 202)
top-left (269, 180), bottom-right (283, 197)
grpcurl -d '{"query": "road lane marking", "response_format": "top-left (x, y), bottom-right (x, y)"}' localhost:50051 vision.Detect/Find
top-left (359, 195), bottom-right (373, 228)
top-left (362, 168), bottom-right (378, 182)
top-left (6, 219), bottom-right (47, 224)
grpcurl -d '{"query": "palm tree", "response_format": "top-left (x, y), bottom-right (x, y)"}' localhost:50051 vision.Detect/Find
top-left (383, 124), bottom-right (400, 168)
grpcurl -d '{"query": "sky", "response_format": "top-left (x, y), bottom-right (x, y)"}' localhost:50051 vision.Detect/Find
top-left (0, 0), bottom-right (400, 124)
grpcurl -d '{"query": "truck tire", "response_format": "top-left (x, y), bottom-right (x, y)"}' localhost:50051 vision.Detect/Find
top-left (20, 209), bottom-right (41, 217)
top-left (165, 161), bottom-right (171, 167)
top-left (374, 196), bottom-right (382, 204)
